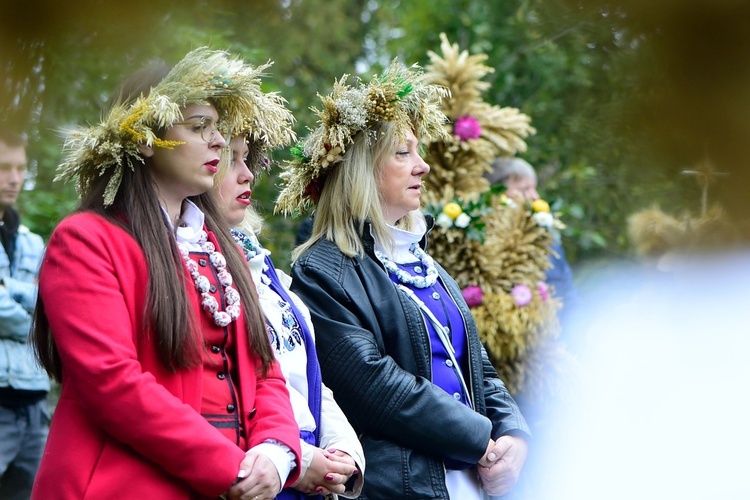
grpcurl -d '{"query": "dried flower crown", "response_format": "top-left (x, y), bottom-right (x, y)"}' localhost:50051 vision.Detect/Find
top-left (56, 47), bottom-right (295, 206)
top-left (276, 61), bottom-right (450, 215)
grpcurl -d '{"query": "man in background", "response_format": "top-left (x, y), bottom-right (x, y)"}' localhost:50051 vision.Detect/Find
top-left (0, 124), bottom-right (48, 499)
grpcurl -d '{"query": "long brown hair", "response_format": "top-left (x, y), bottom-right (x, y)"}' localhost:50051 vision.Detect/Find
top-left (33, 63), bottom-right (274, 381)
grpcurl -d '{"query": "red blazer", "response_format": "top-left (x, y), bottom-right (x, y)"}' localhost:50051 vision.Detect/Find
top-left (32, 212), bottom-right (300, 499)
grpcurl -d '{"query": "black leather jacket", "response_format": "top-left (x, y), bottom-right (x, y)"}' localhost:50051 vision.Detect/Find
top-left (290, 220), bottom-right (530, 499)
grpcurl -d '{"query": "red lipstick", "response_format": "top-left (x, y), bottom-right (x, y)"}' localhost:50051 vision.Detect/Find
top-left (205, 159), bottom-right (220, 173)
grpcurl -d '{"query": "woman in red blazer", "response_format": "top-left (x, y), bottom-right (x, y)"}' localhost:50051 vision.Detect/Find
top-left (31, 48), bottom-right (300, 500)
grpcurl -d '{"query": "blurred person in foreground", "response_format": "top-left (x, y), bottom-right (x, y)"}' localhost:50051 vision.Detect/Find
top-left (0, 124), bottom-right (48, 499)
top-left (527, 250), bottom-right (750, 499)
top-left (277, 63), bottom-right (530, 499)
top-left (517, 2), bottom-right (750, 496)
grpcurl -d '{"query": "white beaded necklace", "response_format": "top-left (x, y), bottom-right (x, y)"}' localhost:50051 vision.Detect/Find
top-left (375, 243), bottom-right (439, 288)
top-left (177, 230), bottom-right (241, 327)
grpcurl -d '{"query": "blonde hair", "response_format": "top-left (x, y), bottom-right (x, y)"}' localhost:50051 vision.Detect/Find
top-left (236, 208), bottom-right (264, 236)
top-left (292, 122), bottom-right (424, 260)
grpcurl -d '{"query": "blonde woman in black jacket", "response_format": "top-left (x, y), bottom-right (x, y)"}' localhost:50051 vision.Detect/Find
top-left (278, 63), bottom-right (530, 499)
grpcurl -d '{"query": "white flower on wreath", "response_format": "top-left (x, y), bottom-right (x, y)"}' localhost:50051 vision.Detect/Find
top-left (454, 212), bottom-right (472, 228)
top-left (320, 146), bottom-right (343, 168)
top-left (436, 213), bottom-right (454, 228)
top-left (533, 211), bottom-right (554, 228)
top-left (338, 89), bottom-right (369, 129)
top-left (500, 194), bottom-right (518, 208)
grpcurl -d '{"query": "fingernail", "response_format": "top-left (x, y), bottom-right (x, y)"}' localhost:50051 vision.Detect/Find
top-left (327, 448), bottom-right (337, 453)
top-left (237, 469), bottom-right (247, 479)
top-left (325, 474), bottom-right (334, 481)
top-left (316, 487), bottom-right (325, 494)
top-left (488, 452), bottom-right (497, 461)
top-left (352, 468), bottom-right (359, 475)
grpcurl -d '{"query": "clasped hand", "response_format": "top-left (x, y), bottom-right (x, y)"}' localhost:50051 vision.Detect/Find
top-left (225, 449), bottom-right (280, 500)
top-left (477, 435), bottom-right (528, 497)
top-left (293, 447), bottom-right (359, 496)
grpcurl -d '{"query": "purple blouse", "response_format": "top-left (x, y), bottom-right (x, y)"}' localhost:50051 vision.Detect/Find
top-left (385, 261), bottom-right (471, 408)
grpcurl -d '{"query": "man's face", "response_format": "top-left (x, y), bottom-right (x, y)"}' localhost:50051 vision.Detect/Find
top-left (0, 140), bottom-right (27, 213)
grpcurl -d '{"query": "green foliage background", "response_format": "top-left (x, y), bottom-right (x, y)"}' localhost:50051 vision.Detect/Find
top-left (2, 0), bottom-right (736, 272)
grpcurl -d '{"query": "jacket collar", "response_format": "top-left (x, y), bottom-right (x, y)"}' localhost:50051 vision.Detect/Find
top-left (0, 206), bottom-right (20, 262)
top-left (0, 206), bottom-right (20, 233)
top-left (360, 214), bottom-right (435, 257)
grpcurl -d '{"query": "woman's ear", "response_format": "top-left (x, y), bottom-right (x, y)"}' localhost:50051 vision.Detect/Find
top-left (137, 142), bottom-right (154, 158)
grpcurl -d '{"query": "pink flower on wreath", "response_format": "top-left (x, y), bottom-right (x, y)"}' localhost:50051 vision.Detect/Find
top-left (537, 281), bottom-right (549, 301)
top-left (454, 116), bottom-right (482, 141)
top-left (462, 285), bottom-right (484, 308)
top-left (511, 284), bottom-right (533, 307)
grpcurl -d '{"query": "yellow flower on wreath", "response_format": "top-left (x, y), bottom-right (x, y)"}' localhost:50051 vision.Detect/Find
top-left (443, 202), bottom-right (463, 219)
top-left (531, 198), bottom-right (550, 213)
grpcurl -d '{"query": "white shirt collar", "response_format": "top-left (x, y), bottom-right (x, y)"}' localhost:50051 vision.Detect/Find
top-left (162, 199), bottom-right (206, 248)
top-left (374, 217), bottom-right (427, 264)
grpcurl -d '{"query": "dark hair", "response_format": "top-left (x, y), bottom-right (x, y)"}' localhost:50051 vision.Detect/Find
top-left (33, 63), bottom-right (275, 381)
top-left (108, 60), bottom-right (171, 108)
top-left (0, 123), bottom-right (27, 148)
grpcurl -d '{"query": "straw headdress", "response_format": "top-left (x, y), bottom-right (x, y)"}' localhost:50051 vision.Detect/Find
top-left (56, 47), bottom-right (295, 206)
top-left (275, 61), bottom-right (450, 216)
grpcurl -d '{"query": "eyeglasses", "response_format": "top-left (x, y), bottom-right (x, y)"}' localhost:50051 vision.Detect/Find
top-left (172, 116), bottom-right (221, 143)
